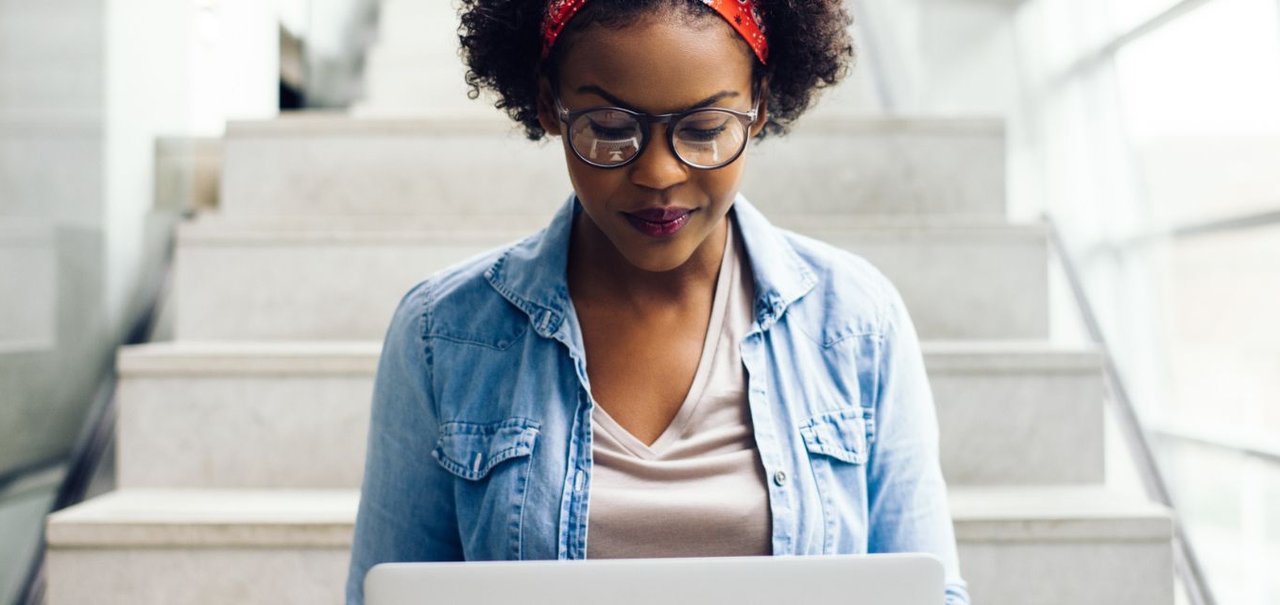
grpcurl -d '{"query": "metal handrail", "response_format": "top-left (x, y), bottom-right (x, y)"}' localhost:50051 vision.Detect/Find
top-left (0, 456), bottom-right (65, 502)
top-left (1045, 214), bottom-right (1218, 605)
top-left (1097, 207), bottom-right (1280, 252)
top-left (1151, 424), bottom-right (1280, 466)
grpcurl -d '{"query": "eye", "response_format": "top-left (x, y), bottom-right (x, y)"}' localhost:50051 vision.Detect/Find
top-left (580, 110), bottom-right (638, 139)
top-left (678, 118), bottom-right (730, 142)
top-left (588, 120), bottom-right (639, 140)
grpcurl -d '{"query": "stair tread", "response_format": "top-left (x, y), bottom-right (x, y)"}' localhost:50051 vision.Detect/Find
top-left (922, 340), bottom-right (1101, 371)
top-left (118, 341), bottom-right (381, 375)
top-left (47, 485), bottom-right (1170, 548)
top-left (46, 489), bottom-right (357, 547)
top-left (949, 485), bottom-right (1172, 541)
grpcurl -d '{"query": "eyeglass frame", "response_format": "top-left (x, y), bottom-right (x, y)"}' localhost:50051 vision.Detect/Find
top-left (552, 93), bottom-right (763, 170)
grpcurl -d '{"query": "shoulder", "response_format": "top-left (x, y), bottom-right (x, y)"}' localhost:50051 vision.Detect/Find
top-left (385, 238), bottom-right (533, 351)
top-left (774, 227), bottom-right (908, 343)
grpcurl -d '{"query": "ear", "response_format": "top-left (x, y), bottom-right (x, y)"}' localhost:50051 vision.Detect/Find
top-left (536, 78), bottom-right (562, 137)
top-left (748, 76), bottom-right (770, 138)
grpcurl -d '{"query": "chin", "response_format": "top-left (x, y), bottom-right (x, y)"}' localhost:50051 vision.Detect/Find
top-left (619, 246), bottom-right (697, 274)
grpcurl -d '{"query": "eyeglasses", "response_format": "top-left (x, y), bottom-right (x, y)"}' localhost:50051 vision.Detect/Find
top-left (553, 94), bottom-right (761, 170)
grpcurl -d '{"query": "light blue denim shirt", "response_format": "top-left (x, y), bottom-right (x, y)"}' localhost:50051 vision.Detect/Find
top-left (347, 194), bottom-right (969, 604)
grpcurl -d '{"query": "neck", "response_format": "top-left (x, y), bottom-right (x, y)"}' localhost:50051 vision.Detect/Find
top-left (568, 210), bottom-right (729, 313)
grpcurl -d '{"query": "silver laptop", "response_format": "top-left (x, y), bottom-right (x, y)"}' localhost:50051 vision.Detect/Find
top-left (366, 554), bottom-right (944, 605)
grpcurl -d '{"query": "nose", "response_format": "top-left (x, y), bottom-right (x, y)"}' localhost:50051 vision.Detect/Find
top-left (628, 124), bottom-right (688, 190)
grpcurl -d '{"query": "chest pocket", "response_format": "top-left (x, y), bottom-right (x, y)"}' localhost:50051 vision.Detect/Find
top-left (432, 417), bottom-right (540, 480)
top-left (798, 407), bottom-right (873, 554)
top-left (799, 407), bottom-right (871, 465)
top-left (432, 417), bottom-right (541, 559)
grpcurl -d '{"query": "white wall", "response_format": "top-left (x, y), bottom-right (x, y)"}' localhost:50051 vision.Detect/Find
top-left (104, 0), bottom-right (279, 332)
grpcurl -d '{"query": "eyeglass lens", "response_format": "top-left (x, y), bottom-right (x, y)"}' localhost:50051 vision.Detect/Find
top-left (567, 109), bottom-right (749, 169)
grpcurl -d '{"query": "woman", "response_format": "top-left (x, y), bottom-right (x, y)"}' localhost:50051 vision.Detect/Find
top-left (347, 1), bottom-right (968, 603)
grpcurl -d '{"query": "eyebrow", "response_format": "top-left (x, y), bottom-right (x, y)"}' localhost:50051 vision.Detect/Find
top-left (575, 85), bottom-right (740, 113)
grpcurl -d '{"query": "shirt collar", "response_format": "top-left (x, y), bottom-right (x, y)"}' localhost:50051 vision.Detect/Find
top-left (484, 192), bottom-right (818, 343)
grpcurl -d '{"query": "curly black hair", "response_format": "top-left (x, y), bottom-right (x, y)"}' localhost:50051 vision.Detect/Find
top-left (458, 0), bottom-right (854, 141)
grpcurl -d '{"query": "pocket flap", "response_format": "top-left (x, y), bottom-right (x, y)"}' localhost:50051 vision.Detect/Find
top-left (799, 408), bottom-right (869, 464)
top-left (433, 418), bottom-right (540, 481)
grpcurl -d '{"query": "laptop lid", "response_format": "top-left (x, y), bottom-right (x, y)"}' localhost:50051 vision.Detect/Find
top-left (365, 554), bottom-right (944, 605)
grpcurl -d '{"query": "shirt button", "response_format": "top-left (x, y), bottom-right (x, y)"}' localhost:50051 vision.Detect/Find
top-left (773, 471), bottom-right (788, 486)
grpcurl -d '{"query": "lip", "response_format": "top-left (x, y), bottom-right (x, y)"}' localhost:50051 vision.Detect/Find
top-left (622, 207), bottom-right (696, 238)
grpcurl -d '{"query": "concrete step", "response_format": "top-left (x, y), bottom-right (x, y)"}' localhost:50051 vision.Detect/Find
top-left (116, 342), bottom-right (379, 490)
top-left (359, 0), bottom-right (486, 116)
top-left (172, 216), bottom-right (1047, 341)
top-left (923, 341), bottom-right (1104, 486)
top-left (359, 49), bottom-right (484, 117)
top-left (371, 0), bottom-right (457, 51)
top-left (44, 486), bottom-right (1172, 605)
top-left (114, 340), bottom-right (1098, 490)
top-left (171, 217), bottom-right (530, 342)
top-left (44, 489), bottom-right (354, 605)
top-left (218, 115), bottom-right (1005, 219)
top-left (357, 0), bottom-right (501, 115)
top-left (951, 486), bottom-right (1173, 605)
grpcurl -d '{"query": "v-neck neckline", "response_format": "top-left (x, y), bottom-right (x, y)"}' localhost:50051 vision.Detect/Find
top-left (591, 218), bottom-right (738, 460)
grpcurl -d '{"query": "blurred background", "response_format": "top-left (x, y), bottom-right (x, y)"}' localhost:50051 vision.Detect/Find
top-left (0, 0), bottom-right (1276, 603)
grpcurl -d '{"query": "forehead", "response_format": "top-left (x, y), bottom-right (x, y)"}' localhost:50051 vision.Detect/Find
top-left (554, 13), bottom-right (756, 112)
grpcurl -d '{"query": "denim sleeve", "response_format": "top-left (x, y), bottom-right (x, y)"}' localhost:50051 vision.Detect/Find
top-left (346, 281), bottom-right (463, 605)
top-left (865, 288), bottom-right (970, 605)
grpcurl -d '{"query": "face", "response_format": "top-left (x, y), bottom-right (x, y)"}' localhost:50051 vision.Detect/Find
top-left (537, 11), bottom-right (767, 274)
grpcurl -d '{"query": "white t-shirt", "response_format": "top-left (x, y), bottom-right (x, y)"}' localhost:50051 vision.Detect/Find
top-left (586, 214), bottom-right (772, 559)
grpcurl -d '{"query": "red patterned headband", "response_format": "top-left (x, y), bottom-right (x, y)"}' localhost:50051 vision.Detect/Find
top-left (541, 0), bottom-right (769, 64)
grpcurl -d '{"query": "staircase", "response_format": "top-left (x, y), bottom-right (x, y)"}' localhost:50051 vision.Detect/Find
top-left (354, 0), bottom-right (488, 117)
top-left (40, 105), bottom-right (1178, 603)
